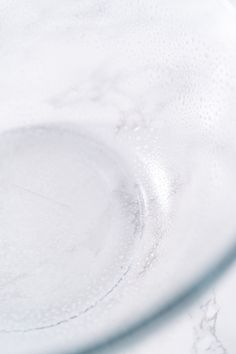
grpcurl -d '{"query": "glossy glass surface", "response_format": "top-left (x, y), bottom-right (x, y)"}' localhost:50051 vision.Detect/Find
top-left (0, 1), bottom-right (236, 353)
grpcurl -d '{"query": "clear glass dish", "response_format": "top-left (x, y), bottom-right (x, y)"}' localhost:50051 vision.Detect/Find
top-left (0, 1), bottom-right (236, 353)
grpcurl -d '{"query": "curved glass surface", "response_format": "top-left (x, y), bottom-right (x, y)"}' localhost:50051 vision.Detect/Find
top-left (0, 1), bottom-right (236, 354)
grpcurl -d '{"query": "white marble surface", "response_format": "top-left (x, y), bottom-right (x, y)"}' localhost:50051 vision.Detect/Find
top-left (0, 1), bottom-right (236, 354)
top-left (122, 261), bottom-right (236, 354)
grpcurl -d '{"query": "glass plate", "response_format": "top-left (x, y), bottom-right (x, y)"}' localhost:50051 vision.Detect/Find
top-left (0, 0), bottom-right (236, 353)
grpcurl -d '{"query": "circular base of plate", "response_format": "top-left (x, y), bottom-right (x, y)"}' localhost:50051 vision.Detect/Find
top-left (0, 125), bottom-right (143, 332)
